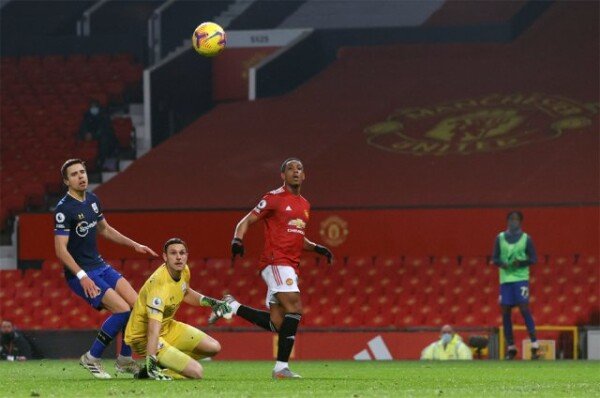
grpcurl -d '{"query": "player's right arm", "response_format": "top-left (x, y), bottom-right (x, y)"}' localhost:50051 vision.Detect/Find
top-left (143, 287), bottom-right (171, 380)
top-left (145, 318), bottom-right (161, 357)
top-left (491, 236), bottom-right (507, 268)
top-left (54, 207), bottom-right (100, 298)
top-left (54, 236), bottom-right (101, 298)
top-left (231, 212), bottom-right (259, 259)
top-left (231, 194), bottom-right (277, 258)
top-left (144, 318), bottom-right (170, 380)
top-left (233, 212), bottom-right (260, 241)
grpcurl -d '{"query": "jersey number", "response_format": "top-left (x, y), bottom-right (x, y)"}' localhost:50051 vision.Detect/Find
top-left (520, 286), bottom-right (529, 298)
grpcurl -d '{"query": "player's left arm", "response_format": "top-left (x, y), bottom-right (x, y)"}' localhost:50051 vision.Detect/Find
top-left (519, 236), bottom-right (538, 267)
top-left (183, 287), bottom-right (231, 314)
top-left (304, 237), bottom-right (334, 264)
top-left (97, 219), bottom-right (158, 257)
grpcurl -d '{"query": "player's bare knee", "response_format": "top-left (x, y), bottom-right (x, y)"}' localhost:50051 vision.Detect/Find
top-left (185, 362), bottom-right (203, 379)
top-left (208, 340), bottom-right (221, 356)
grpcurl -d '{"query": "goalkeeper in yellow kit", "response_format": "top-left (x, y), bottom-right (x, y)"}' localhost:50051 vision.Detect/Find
top-left (125, 238), bottom-right (231, 380)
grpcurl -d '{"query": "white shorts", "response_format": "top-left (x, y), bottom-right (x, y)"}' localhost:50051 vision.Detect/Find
top-left (261, 265), bottom-right (300, 308)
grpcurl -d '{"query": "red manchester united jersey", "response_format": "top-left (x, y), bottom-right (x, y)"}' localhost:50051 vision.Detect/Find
top-left (252, 186), bottom-right (310, 271)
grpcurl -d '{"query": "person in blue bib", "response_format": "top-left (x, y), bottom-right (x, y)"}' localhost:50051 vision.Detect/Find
top-left (492, 210), bottom-right (540, 360)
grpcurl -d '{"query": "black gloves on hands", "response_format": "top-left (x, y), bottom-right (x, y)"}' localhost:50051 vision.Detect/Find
top-left (231, 237), bottom-right (244, 258)
top-left (314, 244), bottom-right (333, 264)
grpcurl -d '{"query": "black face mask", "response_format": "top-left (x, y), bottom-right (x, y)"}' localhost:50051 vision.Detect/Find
top-left (1, 331), bottom-right (15, 345)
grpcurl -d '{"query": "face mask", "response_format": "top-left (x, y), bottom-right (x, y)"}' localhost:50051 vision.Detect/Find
top-left (441, 333), bottom-right (452, 344)
top-left (90, 106), bottom-right (100, 115)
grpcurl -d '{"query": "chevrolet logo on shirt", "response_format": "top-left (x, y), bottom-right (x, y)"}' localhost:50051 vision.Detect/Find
top-left (288, 219), bottom-right (306, 229)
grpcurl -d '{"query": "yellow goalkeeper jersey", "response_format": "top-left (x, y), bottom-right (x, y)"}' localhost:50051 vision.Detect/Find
top-left (125, 263), bottom-right (190, 342)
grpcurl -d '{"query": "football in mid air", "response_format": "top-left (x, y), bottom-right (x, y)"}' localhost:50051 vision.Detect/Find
top-left (192, 22), bottom-right (226, 57)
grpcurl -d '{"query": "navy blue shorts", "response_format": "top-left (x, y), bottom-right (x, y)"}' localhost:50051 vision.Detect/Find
top-left (66, 264), bottom-right (123, 310)
top-left (499, 281), bottom-right (530, 306)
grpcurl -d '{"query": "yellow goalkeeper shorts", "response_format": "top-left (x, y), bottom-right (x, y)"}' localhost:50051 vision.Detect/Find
top-left (128, 321), bottom-right (208, 373)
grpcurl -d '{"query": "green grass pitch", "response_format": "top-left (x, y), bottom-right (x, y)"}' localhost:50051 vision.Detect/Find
top-left (1, 360), bottom-right (599, 397)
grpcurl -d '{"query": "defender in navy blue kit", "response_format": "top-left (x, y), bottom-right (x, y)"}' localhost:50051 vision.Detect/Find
top-left (55, 190), bottom-right (121, 308)
top-left (54, 159), bottom-right (158, 379)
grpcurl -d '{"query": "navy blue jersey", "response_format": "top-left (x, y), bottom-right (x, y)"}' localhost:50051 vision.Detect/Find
top-left (54, 191), bottom-right (105, 275)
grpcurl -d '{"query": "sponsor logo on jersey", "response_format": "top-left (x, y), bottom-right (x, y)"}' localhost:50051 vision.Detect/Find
top-left (288, 219), bottom-right (306, 229)
top-left (75, 220), bottom-right (97, 237)
top-left (320, 215), bottom-right (349, 247)
top-left (91, 203), bottom-right (99, 213)
top-left (287, 218), bottom-right (307, 235)
top-left (364, 93), bottom-right (596, 156)
top-left (55, 212), bottom-right (65, 223)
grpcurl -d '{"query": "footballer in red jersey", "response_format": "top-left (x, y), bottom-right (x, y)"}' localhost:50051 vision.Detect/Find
top-left (210, 158), bottom-right (333, 379)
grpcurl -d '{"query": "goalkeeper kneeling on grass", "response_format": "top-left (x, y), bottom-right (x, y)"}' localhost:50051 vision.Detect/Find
top-left (420, 325), bottom-right (473, 360)
top-left (124, 238), bottom-right (232, 380)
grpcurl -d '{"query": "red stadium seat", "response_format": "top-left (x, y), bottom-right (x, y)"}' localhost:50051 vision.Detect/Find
top-left (42, 315), bottom-right (63, 330)
top-left (396, 313), bottom-right (421, 327)
top-left (0, 269), bottom-right (21, 283)
top-left (375, 255), bottom-right (401, 269)
top-left (123, 259), bottom-right (150, 272)
top-left (205, 258), bottom-right (230, 271)
top-left (462, 256), bottom-right (487, 267)
top-left (346, 256), bottom-right (373, 269)
top-left (434, 255), bottom-right (457, 267)
top-left (404, 256), bottom-right (431, 268)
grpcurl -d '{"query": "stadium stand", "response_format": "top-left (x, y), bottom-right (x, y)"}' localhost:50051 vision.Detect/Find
top-left (424, 0), bottom-right (529, 26)
top-left (93, 1), bottom-right (598, 211)
top-left (0, 53), bottom-right (142, 230)
top-left (279, 0), bottom-right (445, 29)
top-left (0, 0), bottom-right (95, 37)
top-left (1, 253), bottom-right (597, 330)
top-left (0, 1), bottom-right (597, 338)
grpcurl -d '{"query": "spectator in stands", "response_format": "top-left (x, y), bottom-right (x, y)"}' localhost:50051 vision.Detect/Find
top-left (0, 320), bottom-right (32, 361)
top-left (420, 324), bottom-right (473, 360)
top-left (79, 99), bottom-right (118, 171)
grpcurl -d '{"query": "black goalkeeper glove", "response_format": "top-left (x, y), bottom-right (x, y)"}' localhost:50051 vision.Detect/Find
top-left (231, 237), bottom-right (245, 258)
top-left (314, 244), bottom-right (333, 264)
top-left (145, 355), bottom-right (172, 381)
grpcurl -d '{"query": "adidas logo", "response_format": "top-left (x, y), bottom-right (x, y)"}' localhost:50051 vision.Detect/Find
top-left (353, 336), bottom-right (393, 361)
top-left (285, 206), bottom-right (292, 211)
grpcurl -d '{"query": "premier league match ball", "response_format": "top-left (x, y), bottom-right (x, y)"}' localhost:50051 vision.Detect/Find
top-left (192, 22), bottom-right (226, 57)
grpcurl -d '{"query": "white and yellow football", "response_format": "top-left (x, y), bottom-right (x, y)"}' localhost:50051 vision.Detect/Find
top-left (192, 22), bottom-right (226, 57)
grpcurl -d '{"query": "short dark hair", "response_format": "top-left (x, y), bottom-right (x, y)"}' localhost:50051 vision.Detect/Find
top-left (506, 210), bottom-right (524, 221)
top-left (61, 159), bottom-right (86, 179)
top-left (163, 238), bottom-right (188, 253)
top-left (280, 157), bottom-right (303, 172)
